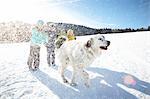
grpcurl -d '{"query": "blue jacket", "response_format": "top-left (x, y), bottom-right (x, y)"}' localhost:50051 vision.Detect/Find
top-left (31, 28), bottom-right (48, 45)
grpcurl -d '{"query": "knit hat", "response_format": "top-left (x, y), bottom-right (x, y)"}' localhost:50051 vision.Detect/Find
top-left (37, 20), bottom-right (44, 26)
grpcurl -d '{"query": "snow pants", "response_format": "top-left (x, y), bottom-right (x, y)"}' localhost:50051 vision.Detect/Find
top-left (27, 44), bottom-right (40, 70)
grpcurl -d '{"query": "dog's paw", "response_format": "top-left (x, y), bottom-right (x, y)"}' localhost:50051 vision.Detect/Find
top-left (63, 79), bottom-right (69, 83)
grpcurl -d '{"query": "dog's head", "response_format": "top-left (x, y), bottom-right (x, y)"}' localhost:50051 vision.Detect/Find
top-left (85, 34), bottom-right (110, 50)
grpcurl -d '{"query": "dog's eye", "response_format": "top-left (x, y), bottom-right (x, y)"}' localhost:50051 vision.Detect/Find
top-left (98, 38), bottom-right (102, 41)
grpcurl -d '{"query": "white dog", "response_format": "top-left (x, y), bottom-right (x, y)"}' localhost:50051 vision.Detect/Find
top-left (56, 34), bottom-right (110, 87)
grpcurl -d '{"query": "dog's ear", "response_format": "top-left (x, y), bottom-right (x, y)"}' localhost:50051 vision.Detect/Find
top-left (85, 38), bottom-right (93, 48)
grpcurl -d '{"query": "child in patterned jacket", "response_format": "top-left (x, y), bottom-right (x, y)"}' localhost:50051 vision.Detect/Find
top-left (44, 22), bottom-right (57, 67)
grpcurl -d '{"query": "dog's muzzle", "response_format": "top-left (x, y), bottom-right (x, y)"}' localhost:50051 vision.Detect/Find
top-left (100, 41), bottom-right (110, 50)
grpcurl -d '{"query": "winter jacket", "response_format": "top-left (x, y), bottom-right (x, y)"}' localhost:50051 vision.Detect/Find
top-left (31, 28), bottom-right (48, 45)
top-left (67, 35), bottom-right (76, 41)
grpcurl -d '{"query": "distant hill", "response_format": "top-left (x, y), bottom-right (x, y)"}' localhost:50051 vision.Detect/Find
top-left (51, 22), bottom-right (97, 36)
top-left (0, 21), bottom-right (97, 43)
top-left (0, 21), bottom-right (149, 43)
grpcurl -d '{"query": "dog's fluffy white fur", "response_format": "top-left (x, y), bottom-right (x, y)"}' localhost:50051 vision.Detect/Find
top-left (56, 34), bottom-right (110, 87)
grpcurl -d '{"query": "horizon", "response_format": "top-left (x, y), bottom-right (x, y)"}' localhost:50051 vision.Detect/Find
top-left (0, 20), bottom-right (149, 30)
top-left (0, 0), bottom-right (149, 29)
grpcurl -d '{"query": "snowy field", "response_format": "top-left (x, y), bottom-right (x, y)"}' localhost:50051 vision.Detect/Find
top-left (0, 31), bottom-right (150, 99)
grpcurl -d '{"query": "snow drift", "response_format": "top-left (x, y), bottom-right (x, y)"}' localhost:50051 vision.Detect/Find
top-left (0, 31), bottom-right (150, 99)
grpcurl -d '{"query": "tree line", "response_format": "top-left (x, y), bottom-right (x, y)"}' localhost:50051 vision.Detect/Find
top-left (95, 26), bottom-right (150, 34)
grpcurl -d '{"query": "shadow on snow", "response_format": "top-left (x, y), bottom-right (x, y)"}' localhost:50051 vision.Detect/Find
top-left (31, 67), bottom-right (150, 99)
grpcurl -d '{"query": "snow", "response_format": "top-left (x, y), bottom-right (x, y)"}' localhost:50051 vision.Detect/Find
top-left (0, 31), bottom-right (150, 99)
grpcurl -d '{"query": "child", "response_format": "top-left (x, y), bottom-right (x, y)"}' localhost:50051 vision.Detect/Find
top-left (67, 29), bottom-right (76, 41)
top-left (55, 35), bottom-right (67, 49)
top-left (27, 20), bottom-right (48, 70)
top-left (55, 29), bottom-right (76, 49)
top-left (55, 30), bottom-right (67, 49)
top-left (45, 23), bottom-right (57, 67)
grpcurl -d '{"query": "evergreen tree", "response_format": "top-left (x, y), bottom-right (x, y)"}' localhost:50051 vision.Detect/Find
top-left (148, 26), bottom-right (150, 31)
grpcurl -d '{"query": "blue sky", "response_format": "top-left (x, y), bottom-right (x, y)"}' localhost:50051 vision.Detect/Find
top-left (0, 0), bottom-right (149, 29)
top-left (59, 0), bottom-right (150, 29)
